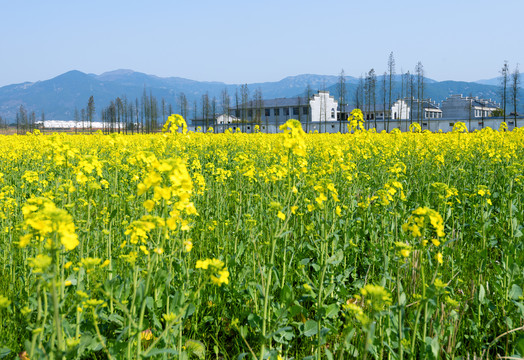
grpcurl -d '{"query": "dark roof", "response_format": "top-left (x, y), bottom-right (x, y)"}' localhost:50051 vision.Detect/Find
top-left (472, 99), bottom-right (498, 108)
top-left (339, 104), bottom-right (389, 113)
top-left (231, 97), bottom-right (309, 110)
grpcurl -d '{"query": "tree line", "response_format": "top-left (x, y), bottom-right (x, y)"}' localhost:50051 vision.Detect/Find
top-left (6, 56), bottom-right (521, 134)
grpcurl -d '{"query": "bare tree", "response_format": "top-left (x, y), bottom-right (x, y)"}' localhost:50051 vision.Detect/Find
top-left (305, 83), bottom-right (312, 132)
top-left (178, 92), bottom-right (188, 120)
top-left (466, 93), bottom-right (473, 130)
top-left (201, 92), bottom-right (210, 132)
top-left (241, 84), bottom-right (249, 132)
top-left (382, 72), bottom-right (387, 126)
top-left (368, 69), bottom-right (377, 129)
top-left (253, 88), bottom-right (263, 125)
top-left (221, 88), bottom-right (230, 120)
top-left (212, 96), bottom-right (217, 128)
top-left (511, 64), bottom-right (520, 127)
top-left (355, 75), bottom-right (364, 110)
top-left (408, 71), bottom-right (414, 124)
top-left (337, 69), bottom-right (347, 130)
top-left (415, 62), bottom-right (424, 125)
top-left (500, 60), bottom-right (510, 123)
top-left (387, 52), bottom-right (395, 132)
top-left (192, 100), bottom-right (198, 130)
top-left (364, 72), bottom-right (371, 123)
top-left (87, 95), bottom-right (95, 133)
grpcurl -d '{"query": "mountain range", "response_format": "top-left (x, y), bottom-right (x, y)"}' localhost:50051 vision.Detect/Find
top-left (0, 70), bottom-right (521, 121)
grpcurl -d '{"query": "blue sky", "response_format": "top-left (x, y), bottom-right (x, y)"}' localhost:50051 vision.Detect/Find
top-left (1, 0), bottom-right (522, 87)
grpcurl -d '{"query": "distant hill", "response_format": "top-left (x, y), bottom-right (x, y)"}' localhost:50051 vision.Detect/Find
top-left (475, 76), bottom-right (524, 88)
top-left (0, 69), bottom-right (522, 121)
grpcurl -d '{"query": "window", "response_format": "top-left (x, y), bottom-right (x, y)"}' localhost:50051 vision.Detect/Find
top-left (262, 126), bottom-right (266, 129)
top-left (303, 107), bottom-right (309, 115)
top-left (331, 108), bottom-right (335, 119)
top-left (284, 108), bottom-right (289, 116)
top-left (247, 126), bottom-right (251, 130)
top-left (274, 108), bottom-right (280, 116)
top-left (449, 122), bottom-right (454, 127)
top-left (509, 121), bottom-right (514, 125)
top-left (248, 110), bottom-right (253, 117)
top-left (331, 125), bottom-right (335, 128)
top-left (265, 109), bottom-right (270, 117)
top-left (293, 107), bottom-right (299, 115)
top-left (423, 122), bottom-right (428, 126)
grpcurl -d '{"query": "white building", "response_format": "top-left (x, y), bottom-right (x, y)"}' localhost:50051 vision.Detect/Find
top-left (216, 114), bottom-right (240, 124)
top-left (227, 90), bottom-right (338, 125)
top-left (309, 91), bottom-right (338, 123)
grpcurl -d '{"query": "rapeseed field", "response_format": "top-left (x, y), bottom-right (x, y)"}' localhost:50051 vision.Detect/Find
top-left (0, 115), bottom-right (523, 359)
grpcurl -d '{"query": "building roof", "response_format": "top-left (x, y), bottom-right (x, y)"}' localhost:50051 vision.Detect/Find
top-left (339, 104), bottom-right (389, 113)
top-left (443, 94), bottom-right (499, 109)
top-left (231, 97), bottom-right (310, 110)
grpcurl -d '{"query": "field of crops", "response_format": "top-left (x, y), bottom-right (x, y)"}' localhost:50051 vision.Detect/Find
top-left (0, 117), bottom-right (523, 359)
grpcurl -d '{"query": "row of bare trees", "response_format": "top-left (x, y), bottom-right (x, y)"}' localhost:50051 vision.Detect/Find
top-left (348, 52), bottom-right (426, 131)
top-left (500, 61), bottom-right (520, 126)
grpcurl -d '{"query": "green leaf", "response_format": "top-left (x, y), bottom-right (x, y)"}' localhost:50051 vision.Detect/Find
top-left (0, 348), bottom-right (11, 359)
top-left (325, 348), bottom-right (334, 360)
top-left (303, 320), bottom-right (318, 337)
top-left (280, 284), bottom-right (293, 305)
top-left (266, 326), bottom-right (293, 339)
top-left (143, 348), bottom-right (178, 357)
top-left (515, 335), bottom-right (524, 356)
top-left (324, 303), bottom-right (339, 318)
top-left (327, 249), bottom-right (344, 266)
top-left (185, 339), bottom-right (205, 360)
top-left (479, 284), bottom-right (486, 303)
top-left (509, 284), bottom-right (523, 300)
top-left (145, 296), bottom-right (154, 311)
top-left (431, 336), bottom-right (439, 358)
top-left (399, 292), bottom-right (406, 306)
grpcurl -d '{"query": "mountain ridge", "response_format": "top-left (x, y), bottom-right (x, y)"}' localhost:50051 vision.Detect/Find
top-left (0, 69), bottom-right (521, 121)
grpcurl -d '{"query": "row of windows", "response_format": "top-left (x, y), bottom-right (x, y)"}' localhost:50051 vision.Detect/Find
top-left (235, 107), bottom-right (309, 118)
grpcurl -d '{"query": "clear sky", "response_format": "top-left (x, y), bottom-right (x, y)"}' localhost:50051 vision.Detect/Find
top-left (1, 0), bottom-right (522, 87)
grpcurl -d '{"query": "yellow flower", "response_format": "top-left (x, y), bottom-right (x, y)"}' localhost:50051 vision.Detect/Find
top-left (431, 239), bottom-right (441, 247)
top-left (436, 252), bottom-right (443, 265)
top-left (184, 239), bottom-right (193, 252)
top-left (277, 211), bottom-right (286, 221)
top-left (303, 283), bottom-right (312, 291)
top-left (400, 249), bottom-right (411, 258)
top-left (143, 199), bottom-right (155, 212)
top-left (19, 234), bottom-right (31, 248)
top-left (163, 312), bottom-right (176, 322)
top-left (0, 295), bottom-right (11, 308)
top-left (211, 268), bottom-right (230, 286)
top-left (141, 329), bottom-right (154, 341)
top-left (196, 259), bottom-right (210, 269)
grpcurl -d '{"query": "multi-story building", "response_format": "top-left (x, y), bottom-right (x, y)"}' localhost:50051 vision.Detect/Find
top-left (227, 90), bottom-right (338, 128)
top-left (188, 90), bottom-right (512, 133)
top-left (441, 95), bottom-right (499, 119)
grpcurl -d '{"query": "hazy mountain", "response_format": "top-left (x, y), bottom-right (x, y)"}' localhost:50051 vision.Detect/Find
top-left (0, 69), bottom-right (520, 121)
top-left (475, 76), bottom-right (523, 88)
